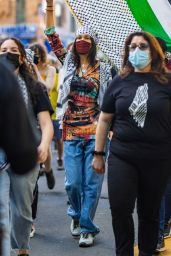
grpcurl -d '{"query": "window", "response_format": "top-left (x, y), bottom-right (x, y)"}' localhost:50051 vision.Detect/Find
top-left (16, 0), bottom-right (25, 23)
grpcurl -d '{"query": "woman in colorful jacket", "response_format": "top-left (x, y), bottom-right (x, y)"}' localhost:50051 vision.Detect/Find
top-left (45, 0), bottom-right (112, 247)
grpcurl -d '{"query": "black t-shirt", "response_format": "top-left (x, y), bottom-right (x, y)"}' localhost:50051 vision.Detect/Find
top-left (101, 72), bottom-right (171, 159)
top-left (32, 83), bottom-right (53, 116)
top-left (27, 83), bottom-right (54, 146)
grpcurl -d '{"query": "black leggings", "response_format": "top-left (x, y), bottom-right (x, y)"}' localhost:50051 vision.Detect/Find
top-left (108, 153), bottom-right (171, 256)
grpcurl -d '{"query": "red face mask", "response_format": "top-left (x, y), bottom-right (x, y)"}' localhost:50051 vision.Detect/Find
top-left (76, 40), bottom-right (92, 55)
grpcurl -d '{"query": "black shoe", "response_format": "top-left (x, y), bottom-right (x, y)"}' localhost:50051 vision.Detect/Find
top-left (18, 254), bottom-right (29, 256)
top-left (45, 169), bottom-right (55, 189)
top-left (155, 236), bottom-right (166, 252)
top-left (164, 220), bottom-right (171, 238)
top-left (57, 159), bottom-right (64, 170)
top-left (39, 163), bottom-right (45, 176)
top-left (139, 252), bottom-right (156, 256)
top-left (39, 169), bottom-right (45, 176)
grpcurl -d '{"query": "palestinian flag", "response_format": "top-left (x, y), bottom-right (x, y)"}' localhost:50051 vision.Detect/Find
top-left (66, 0), bottom-right (171, 68)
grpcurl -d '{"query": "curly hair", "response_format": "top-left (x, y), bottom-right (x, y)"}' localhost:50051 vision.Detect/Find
top-left (120, 31), bottom-right (168, 84)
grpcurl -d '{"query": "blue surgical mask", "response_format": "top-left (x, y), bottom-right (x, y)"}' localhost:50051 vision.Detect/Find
top-left (128, 48), bottom-right (151, 69)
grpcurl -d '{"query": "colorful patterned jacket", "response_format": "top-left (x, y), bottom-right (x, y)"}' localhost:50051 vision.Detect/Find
top-left (45, 27), bottom-right (112, 122)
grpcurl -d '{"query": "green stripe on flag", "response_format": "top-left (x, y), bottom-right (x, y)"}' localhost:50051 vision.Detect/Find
top-left (126, 0), bottom-right (171, 51)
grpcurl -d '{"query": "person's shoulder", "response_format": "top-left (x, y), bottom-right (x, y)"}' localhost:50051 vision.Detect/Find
top-left (63, 52), bottom-right (75, 66)
top-left (110, 74), bottom-right (123, 86)
top-left (35, 80), bottom-right (47, 93)
top-left (47, 64), bottom-right (56, 72)
top-left (105, 75), bottom-right (123, 95)
top-left (47, 65), bottom-right (56, 77)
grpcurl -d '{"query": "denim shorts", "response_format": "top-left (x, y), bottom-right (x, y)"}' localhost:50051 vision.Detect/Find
top-left (52, 120), bottom-right (62, 140)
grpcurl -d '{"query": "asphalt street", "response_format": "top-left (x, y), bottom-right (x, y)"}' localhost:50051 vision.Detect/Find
top-left (21, 149), bottom-right (138, 256)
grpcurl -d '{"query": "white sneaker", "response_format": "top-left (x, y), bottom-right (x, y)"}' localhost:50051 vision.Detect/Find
top-left (70, 219), bottom-right (80, 237)
top-left (30, 224), bottom-right (36, 238)
top-left (79, 233), bottom-right (94, 247)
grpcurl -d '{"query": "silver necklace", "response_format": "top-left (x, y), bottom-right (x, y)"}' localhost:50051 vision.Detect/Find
top-left (80, 64), bottom-right (89, 74)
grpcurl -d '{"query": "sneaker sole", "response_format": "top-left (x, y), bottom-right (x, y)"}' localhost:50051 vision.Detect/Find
top-left (30, 231), bottom-right (35, 238)
top-left (71, 231), bottom-right (80, 238)
top-left (155, 247), bottom-right (166, 252)
top-left (164, 235), bottom-right (171, 239)
top-left (72, 234), bottom-right (80, 239)
top-left (79, 242), bottom-right (94, 247)
top-left (164, 231), bottom-right (171, 239)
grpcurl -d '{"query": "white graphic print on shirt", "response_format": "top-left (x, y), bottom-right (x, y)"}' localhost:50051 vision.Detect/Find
top-left (129, 83), bottom-right (148, 128)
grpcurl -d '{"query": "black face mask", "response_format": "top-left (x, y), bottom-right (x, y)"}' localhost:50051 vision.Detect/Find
top-left (34, 55), bottom-right (39, 65)
top-left (0, 52), bottom-right (20, 71)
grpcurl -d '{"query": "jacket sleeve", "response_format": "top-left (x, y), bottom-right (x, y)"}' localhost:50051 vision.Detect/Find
top-left (0, 64), bottom-right (38, 174)
top-left (45, 26), bottom-right (67, 65)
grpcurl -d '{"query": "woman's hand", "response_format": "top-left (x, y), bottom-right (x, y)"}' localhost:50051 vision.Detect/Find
top-left (46, 0), bottom-right (53, 6)
top-left (92, 155), bottom-right (105, 174)
top-left (37, 143), bottom-right (49, 163)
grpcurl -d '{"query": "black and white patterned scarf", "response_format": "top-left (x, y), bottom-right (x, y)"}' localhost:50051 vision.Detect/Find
top-left (17, 75), bottom-right (29, 108)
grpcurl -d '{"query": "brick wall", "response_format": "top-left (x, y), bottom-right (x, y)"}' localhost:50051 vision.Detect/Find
top-left (0, 0), bottom-right (16, 25)
top-left (25, 0), bottom-right (41, 23)
top-left (0, 0), bottom-right (41, 25)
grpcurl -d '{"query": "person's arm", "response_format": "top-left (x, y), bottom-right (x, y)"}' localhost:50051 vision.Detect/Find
top-left (34, 82), bottom-right (54, 163)
top-left (37, 111), bottom-right (54, 163)
top-left (44, 65), bottom-right (56, 93)
top-left (46, 0), bottom-right (55, 27)
top-left (92, 112), bottom-right (114, 174)
top-left (45, 0), bottom-right (67, 64)
top-left (32, 63), bottom-right (45, 84)
top-left (34, 65), bottom-right (56, 93)
top-left (92, 75), bottom-right (119, 173)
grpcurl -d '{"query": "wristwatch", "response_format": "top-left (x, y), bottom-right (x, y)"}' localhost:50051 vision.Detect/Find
top-left (92, 150), bottom-right (105, 156)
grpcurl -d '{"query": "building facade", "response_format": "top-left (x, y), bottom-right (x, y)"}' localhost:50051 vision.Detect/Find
top-left (0, 0), bottom-right (76, 46)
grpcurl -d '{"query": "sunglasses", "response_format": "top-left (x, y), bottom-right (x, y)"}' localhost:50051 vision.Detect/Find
top-left (128, 43), bottom-right (149, 51)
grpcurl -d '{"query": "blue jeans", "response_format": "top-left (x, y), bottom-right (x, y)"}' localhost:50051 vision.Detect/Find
top-left (159, 175), bottom-right (171, 238)
top-left (0, 166), bottom-right (39, 256)
top-left (64, 139), bottom-right (105, 234)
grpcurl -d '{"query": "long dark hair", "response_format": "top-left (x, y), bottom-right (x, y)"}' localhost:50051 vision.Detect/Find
top-left (120, 31), bottom-right (168, 83)
top-left (72, 37), bottom-right (97, 68)
top-left (29, 43), bottom-right (47, 63)
top-left (0, 37), bottom-right (41, 106)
